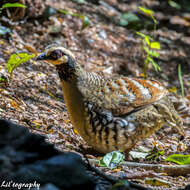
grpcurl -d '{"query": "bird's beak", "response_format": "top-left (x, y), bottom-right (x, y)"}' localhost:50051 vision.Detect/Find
top-left (36, 52), bottom-right (47, 61)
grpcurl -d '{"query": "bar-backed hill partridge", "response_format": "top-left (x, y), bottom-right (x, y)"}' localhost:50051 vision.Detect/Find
top-left (36, 45), bottom-right (184, 153)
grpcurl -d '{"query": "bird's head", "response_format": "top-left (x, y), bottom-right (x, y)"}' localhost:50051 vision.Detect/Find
top-left (36, 45), bottom-right (83, 81)
top-left (36, 45), bottom-right (75, 66)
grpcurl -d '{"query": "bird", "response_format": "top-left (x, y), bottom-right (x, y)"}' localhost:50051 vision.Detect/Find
top-left (36, 44), bottom-right (184, 153)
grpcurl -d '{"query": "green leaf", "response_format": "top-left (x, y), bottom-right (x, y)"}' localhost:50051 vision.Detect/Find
top-left (178, 64), bottom-right (184, 98)
top-left (145, 36), bottom-right (150, 45)
top-left (2, 3), bottom-right (26, 9)
top-left (144, 36), bottom-right (150, 45)
top-left (168, 0), bottom-right (181, 9)
top-left (0, 76), bottom-right (8, 83)
top-left (80, 15), bottom-right (91, 30)
top-left (0, 77), bottom-right (6, 82)
top-left (150, 51), bottom-right (160, 58)
top-left (59, 9), bottom-right (91, 30)
top-left (150, 42), bottom-right (161, 49)
top-left (7, 52), bottom-right (35, 74)
top-left (143, 46), bottom-right (150, 54)
top-left (99, 151), bottom-right (125, 169)
top-left (143, 47), bottom-right (160, 58)
top-left (148, 57), bottom-right (161, 71)
top-left (165, 154), bottom-right (190, 165)
top-left (59, 9), bottom-right (79, 17)
top-left (136, 32), bottom-right (147, 38)
top-left (139, 6), bottom-right (154, 16)
top-left (119, 13), bottom-right (139, 26)
top-left (146, 146), bottom-right (164, 160)
top-left (136, 32), bottom-right (153, 41)
top-left (59, 9), bottom-right (73, 16)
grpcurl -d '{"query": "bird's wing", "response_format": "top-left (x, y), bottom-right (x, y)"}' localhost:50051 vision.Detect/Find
top-left (100, 77), bottom-right (168, 115)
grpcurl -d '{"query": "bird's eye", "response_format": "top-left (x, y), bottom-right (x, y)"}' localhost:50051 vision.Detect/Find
top-left (49, 50), bottom-right (63, 60)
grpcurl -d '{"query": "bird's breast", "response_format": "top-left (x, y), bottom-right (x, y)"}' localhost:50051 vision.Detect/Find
top-left (61, 81), bottom-right (87, 136)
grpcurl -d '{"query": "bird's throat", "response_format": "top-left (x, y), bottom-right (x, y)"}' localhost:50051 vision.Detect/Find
top-left (56, 57), bottom-right (78, 81)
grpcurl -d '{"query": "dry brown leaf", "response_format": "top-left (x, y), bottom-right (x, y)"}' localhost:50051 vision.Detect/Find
top-left (168, 86), bottom-right (177, 93)
top-left (10, 100), bottom-right (19, 109)
top-left (145, 177), bottom-right (170, 186)
top-left (24, 44), bottom-right (38, 56)
top-left (47, 129), bottom-right (54, 134)
top-left (110, 166), bottom-right (122, 173)
top-left (31, 120), bottom-right (42, 128)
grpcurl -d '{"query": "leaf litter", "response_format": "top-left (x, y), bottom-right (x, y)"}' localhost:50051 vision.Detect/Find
top-left (0, 0), bottom-right (189, 189)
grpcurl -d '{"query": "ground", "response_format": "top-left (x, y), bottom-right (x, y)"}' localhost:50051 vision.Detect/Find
top-left (0, 0), bottom-right (190, 189)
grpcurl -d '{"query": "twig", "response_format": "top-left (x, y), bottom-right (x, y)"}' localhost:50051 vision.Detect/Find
top-left (89, 159), bottom-right (190, 176)
top-left (120, 160), bottom-right (190, 176)
top-left (122, 161), bottom-right (190, 176)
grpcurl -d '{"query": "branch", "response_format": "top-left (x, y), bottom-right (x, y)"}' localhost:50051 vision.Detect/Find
top-left (89, 159), bottom-right (190, 176)
top-left (121, 161), bottom-right (190, 176)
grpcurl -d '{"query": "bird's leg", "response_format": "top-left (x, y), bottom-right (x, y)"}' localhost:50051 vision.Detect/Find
top-left (153, 101), bottom-right (185, 137)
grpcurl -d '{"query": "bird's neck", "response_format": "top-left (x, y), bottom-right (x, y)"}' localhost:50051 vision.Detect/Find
top-left (55, 57), bottom-right (80, 82)
top-left (55, 58), bottom-right (104, 87)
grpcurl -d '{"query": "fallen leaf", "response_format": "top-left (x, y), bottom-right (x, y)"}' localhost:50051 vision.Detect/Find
top-left (31, 120), bottom-right (42, 128)
top-left (140, 73), bottom-right (146, 78)
top-left (47, 129), bottom-right (54, 134)
top-left (129, 151), bottom-right (149, 159)
top-left (168, 86), bottom-right (177, 93)
top-left (10, 100), bottom-right (19, 109)
top-left (110, 166), bottom-right (122, 173)
top-left (165, 154), bottom-right (190, 165)
top-left (24, 44), bottom-right (38, 56)
top-left (99, 151), bottom-right (125, 169)
top-left (145, 178), bottom-right (170, 186)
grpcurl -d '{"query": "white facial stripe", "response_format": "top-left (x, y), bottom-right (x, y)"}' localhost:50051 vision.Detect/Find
top-left (129, 79), bottom-right (152, 99)
top-left (47, 47), bottom-right (75, 60)
top-left (61, 48), bottom-right (75, 60)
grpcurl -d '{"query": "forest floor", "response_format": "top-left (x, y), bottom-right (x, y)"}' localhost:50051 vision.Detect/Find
top-left (0, 0), bottom-right (190, 189)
